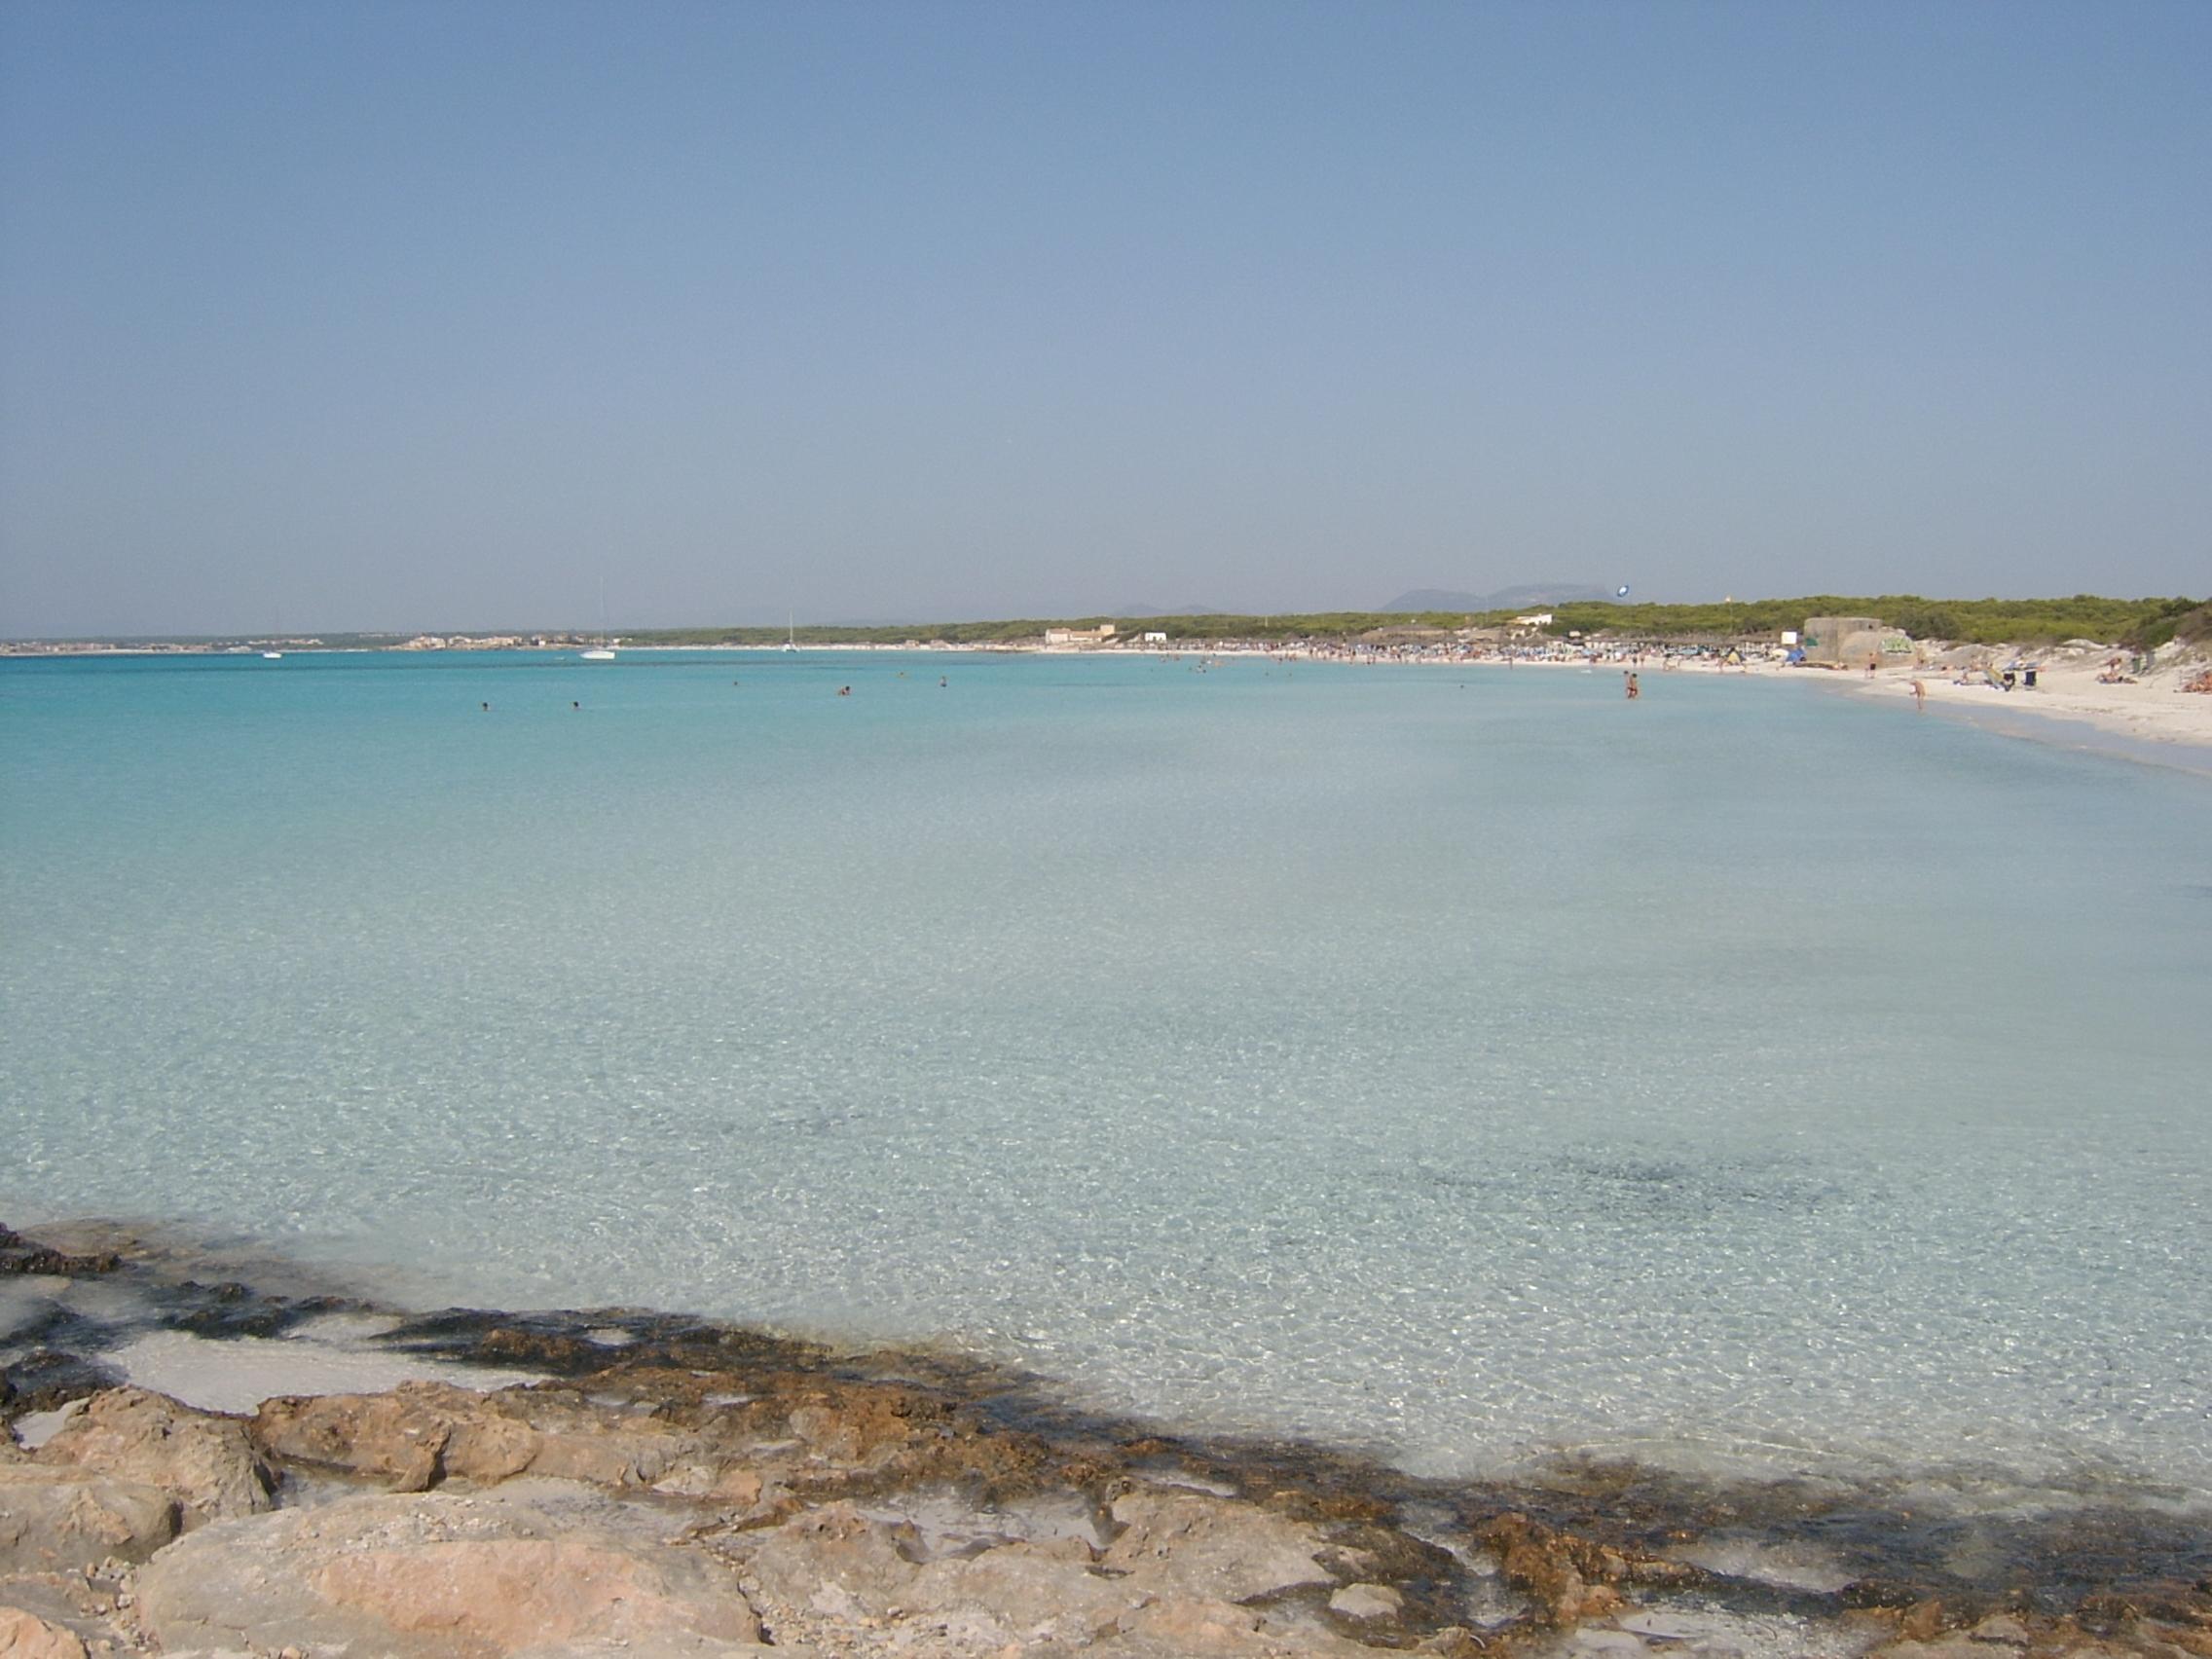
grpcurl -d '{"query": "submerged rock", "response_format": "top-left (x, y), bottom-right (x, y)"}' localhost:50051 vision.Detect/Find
top-left (0, 1230), bottom-right (118, 1279)
top-left (0, 1353), bottom-right (124, 1425)
top-left (1478, 1512), bottom-right (1702, 1629)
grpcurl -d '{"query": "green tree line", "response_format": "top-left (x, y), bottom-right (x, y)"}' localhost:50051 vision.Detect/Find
top-left (621, 595), bottom-right (2203, 651)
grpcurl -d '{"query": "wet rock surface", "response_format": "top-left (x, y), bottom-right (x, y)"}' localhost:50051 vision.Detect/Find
top-left (4, 1221), bottom-right (2210, 1658)
top-left (1, 1353), bottom-right (127, 1426)
top-left (0, 1230), bottom-right (121, 1280)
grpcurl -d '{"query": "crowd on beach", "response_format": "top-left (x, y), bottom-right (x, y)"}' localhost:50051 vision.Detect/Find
top-left (1113, 630), bottom-right (2212, 751)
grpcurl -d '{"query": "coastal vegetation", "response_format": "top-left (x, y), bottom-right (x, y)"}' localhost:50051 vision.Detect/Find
top-left (619, 593), bottom-right (2204, 650)
top-left (8, 595), bottom-right (2202, 654)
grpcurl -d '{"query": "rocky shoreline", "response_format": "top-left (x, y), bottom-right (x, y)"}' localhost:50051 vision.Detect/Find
top-left (4, 1222), bottom-right (2208, 1659)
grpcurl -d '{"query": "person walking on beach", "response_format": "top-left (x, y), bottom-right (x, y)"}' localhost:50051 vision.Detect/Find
top-left (1866, 654), bottom-right (1878, 679)
top-left (1911, 679), bottom-right (1926, 712)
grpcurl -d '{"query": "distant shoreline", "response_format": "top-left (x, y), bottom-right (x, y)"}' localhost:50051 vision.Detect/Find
top-left (10, 634), bottom-right (2208, 755)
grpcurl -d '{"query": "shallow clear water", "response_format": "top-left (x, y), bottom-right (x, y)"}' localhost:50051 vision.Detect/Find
top-left (5, 650), bottom-right (2208, 1507)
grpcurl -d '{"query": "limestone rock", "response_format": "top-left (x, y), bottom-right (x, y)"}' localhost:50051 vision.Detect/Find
top-left (1328, 1581), bottom-right (1404, 1621)
top-left (502, 1391), bottom-right (687, 1489)
top-left (0, 1465), bottom-right (176, 1572)
top-left (514, 1642), bottom-right (793, 1659)
top-left (1101, 1487), bottom-right (1336, 1603)
top-left (737, 1502), bottom-right (921, 1618)
top-left (1116, 1594), bottom-right (1266, 1652)
top-left (0, 1605), bottom-right (89, 1659)
top-left (908, 1540), bottom-right (1146, 1646)
top-left (134, 1491), bottom-right (760, 1657)
top-left (31, 1388), bottom-right (273, 1526)
top-left (251, 1382), bottom-right (513, 1491)
top-left (737, 1503), bottom-right (1166, 1650)
top-left (250, 1382), bottom-right (693, 1493)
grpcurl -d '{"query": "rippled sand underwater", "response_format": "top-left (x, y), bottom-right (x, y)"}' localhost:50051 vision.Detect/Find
top-left (5, 649), bottom-right (2209, 1514)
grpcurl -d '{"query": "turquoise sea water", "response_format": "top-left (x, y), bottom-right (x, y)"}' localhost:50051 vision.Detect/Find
top-left (4, 650), bottom-right (2208, 1508)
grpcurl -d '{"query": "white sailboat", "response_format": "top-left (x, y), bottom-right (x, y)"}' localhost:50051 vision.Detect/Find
top-left (581, 582), bottom-right (617, 660)
top-left (782, 611), bottom-right (797, 653)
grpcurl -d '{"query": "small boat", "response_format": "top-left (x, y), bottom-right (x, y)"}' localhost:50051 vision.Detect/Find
top-left (261, 650), bottom-right (284, 660)
top-left (782, 612), bottom-right (797, 653)
top-left (581, 580), bottom-right (617, 660)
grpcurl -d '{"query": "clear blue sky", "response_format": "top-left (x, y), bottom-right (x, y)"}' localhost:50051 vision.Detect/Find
top-left (3, 1), bottom-right (2206, 634)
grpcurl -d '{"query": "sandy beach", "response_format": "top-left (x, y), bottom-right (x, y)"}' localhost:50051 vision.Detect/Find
top-left (1819, 645), bottom-right (2212, 754)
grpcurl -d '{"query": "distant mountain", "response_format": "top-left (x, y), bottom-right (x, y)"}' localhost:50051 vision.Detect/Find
top-left (1382, 583), bottom-right (1619, 612)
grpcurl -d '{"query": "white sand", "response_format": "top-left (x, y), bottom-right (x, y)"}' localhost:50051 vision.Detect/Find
top-left (92, 1318), bottom-right (542, 1419)
top-left (1833, 646), bottom-right (2212, 751)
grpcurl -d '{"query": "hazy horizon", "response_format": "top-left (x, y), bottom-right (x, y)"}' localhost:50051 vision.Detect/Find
top-left (5, 2), bottom-right (2208, 637)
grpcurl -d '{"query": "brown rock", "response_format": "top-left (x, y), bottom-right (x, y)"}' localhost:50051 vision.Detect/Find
top-left (0, 1606), bottom-right (90, 1659)
top-left (134, 1491), bottom-right (759, 1657)
top-left (1101, 1487), bottom-right (1336, 1604)
top-left (31, 1388), bottom-right (273, 1526)
top-left (250, 1382), bottom-right (697, 1493)
top-left (313, 1538), bottom-right (749, 1650)
top-left (1121, 1595), bottom-right (1265, 1650)
top-left (513, 1642), bottom-right (792, 1658)
top-left (0, 1228), bottom-right (119, 1277)
top-left (512, 1405), bottom-right (680, 1489)
top-left (1479, 1512), bottom-right (1623, 1628)
top-left (0, 1465), bottom-right (177, 1572)
top-left (251, 1382), bottom-right (467, 1490)
top-left (1899, 1600), bottom-right (1950, 1641)
top-left (1968, 1612), bottom-right (2033, 1645)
